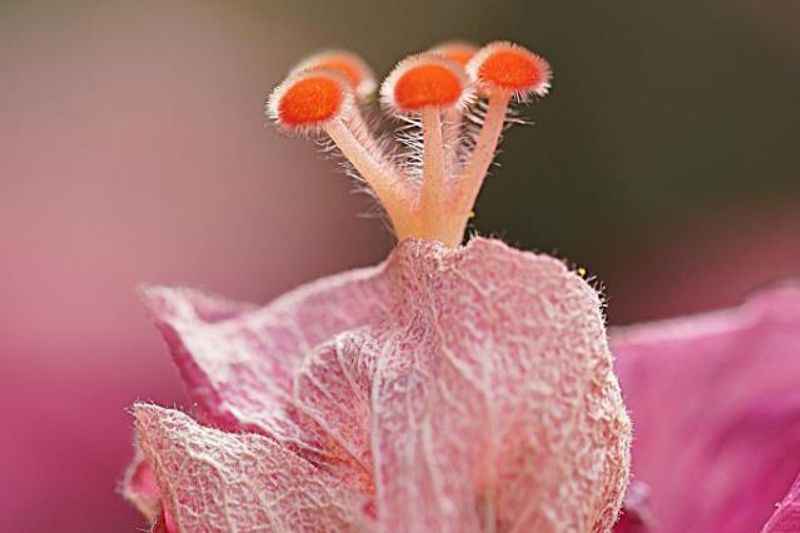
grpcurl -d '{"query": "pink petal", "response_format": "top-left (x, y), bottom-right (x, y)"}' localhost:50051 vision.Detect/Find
top-left (139, 237), bottom-right (632, 532)
top-left (141, 270), bottom-right (390, 476)
top-left (612, 284), bottom-right (800, 533)
top-left (367, 238), bottom-right (631, 532)
top-left (763, 473), bottom-right (800, 532)
top-left (613, 481), bottom-right (654, 532)
top-left (151, 509), bottom-right (177, 533)
top-left (121, 445), bottom-right (162, 521)
top-left (292, 333), bottom-right (377, 489)
top-left (133, 403), bottom-right (358, 533)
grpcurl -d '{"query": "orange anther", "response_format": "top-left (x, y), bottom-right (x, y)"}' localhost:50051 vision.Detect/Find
top-left (294, 51), bottom-right (376, 98)
top-left (395, 64), bottom-right (461, 109)
top-left (470, 42), bottom-right (551, 97)
top-left (270, 71), bottom-right (349, 129)
top-left (431, 41), bottom-right (478, 67)
top-left (319, 59), bottom-right (362, 89)
top-left (383, 56), bottom-right (468, 113)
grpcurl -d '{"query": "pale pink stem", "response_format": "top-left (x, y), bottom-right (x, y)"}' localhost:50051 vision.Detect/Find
top-left (348, 106), bottom-right (383, 159)
top-left (442, 108), bottom-right (463, 176)
top-left (420, 107), bottom-right (446, 221)
top-left (454, 92), bottom-right (511, 215)
top-left (324, 119), bottom-right (414, 235)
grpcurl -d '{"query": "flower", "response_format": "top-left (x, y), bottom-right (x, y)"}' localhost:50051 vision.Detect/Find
top-left (611, 284), bottom-right (800, 533)
top-left (123, 41), bottom-right (632, 532)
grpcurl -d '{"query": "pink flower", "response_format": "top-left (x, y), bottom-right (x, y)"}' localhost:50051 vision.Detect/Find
top-left (126, 236), bottom-right (631, 532)
top-left (124, 41), bottom-right (633, 532)
top-left (612, 284), bottom-right (800, 533)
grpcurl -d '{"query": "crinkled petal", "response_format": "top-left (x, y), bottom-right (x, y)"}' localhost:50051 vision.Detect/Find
top-left (368, 238), bottom-right (631, 532)
top-left (122, 443), bottom-right (161, 521)
top-left (612, 284), bottom-right (800, 533)
top-left (137, 237), bottom-right (631, 532)
top-left (293, 331), bottom-right (377, 487)
top-left (141, 269), bottom-right (390, 475)
top-left (151, 509), bottom-right (177, 533)
top-left (613, 481), bottom-right (654, 533)
top-left (133, 403), bottom-right (358, 533)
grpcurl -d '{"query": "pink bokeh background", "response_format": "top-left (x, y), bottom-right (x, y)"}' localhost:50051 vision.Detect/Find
top-left (1, 2), bottom-right (798, 532)
top-left (1, 4), bottom-right (387, 531)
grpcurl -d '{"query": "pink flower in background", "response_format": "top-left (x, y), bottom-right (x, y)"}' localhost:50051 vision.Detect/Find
top-left (613, 284), bottom-right (800, 533)
top-left (124, 42), bottom-right (633, 532)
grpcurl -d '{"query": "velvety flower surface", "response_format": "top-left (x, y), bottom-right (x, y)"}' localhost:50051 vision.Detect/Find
top-left (612, 285), bottom-right (800, 533)
top-left (126, 237), bottom-right (631, 532)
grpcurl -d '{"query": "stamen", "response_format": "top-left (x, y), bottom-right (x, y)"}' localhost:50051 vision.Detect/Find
top-left (454, 42), bottom-right (551, 227)
top-left (267, 69), bottom-right (351, 130)
top-left (291, 50), bottom-right (382, 156)
top-left (381, 54), bottom-right (470, 113)
top-left (467, 41), bottom-right (551, 99)
top-left (430, 41), bottom-right (478, 67)
top-left (381, 55), bottom-right (471, 243)
top-left (292, 50), bottom-right (377, 100)
top-left (323, 120), bottom-right (415, 236)
top-left (429, 42), bottom-right (479, 176)
top-left (420, 107), bottom-right (445, 220)
top-left (267, 69), bottom-right (413, 235)
top-left (266, 41), bottom-right (550, 249)
top-left (452, 91), bottom-right (510, 221)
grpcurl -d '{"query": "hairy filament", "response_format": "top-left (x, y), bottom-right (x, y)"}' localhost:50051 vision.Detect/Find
top-left (268, 41), bottom-right (550, 248)
top-left (324, 119), bottom-right (414, 234)
top-left (420, 107), bottom-right (446, 219)
top-left (454, 92), bottom-right (511, 218)
top-left (442, 108), bottom-right (464, 176)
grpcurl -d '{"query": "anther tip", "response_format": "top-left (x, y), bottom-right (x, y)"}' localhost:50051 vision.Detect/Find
top-left (468, 41), bottom-right (551, 98)
top-left (267, 69), bottom-right (352, 131)
top-left (292, 50), bottom-right (377, 100)
top-left (429, 41), bottom-right (479, 67)
top-left (381, 54), bottom-right (471, 113)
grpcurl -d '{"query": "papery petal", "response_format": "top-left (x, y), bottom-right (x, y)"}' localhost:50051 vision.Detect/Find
top-left (141, 271), bottom-right (390, 481)
top-left (151, 509), bottom-right (177, 533)
top-left (612, 284), bottom-right (800, 533)
top-left (613, 481), bottom-right (654, 533)
top-left (138, 237), bottom-right (631, 532)
top-left (133, 403), bottom-right (357, 533)
top-left (763, 472), bottom-right (800, 532)
top-left (293, 332), bottom-right (377, 486)
top-left (122, 444), bottom-right (161, 521)
top-left (367, 238), bottom-right (630, 532)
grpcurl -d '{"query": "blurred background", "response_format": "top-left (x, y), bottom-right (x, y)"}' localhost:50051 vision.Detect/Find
top-left (1, 1), bottom-right (798, 531)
